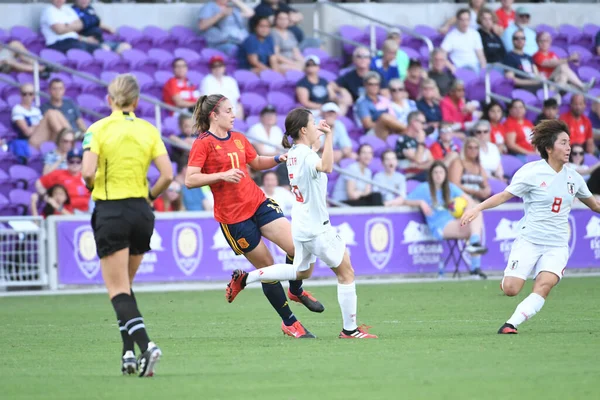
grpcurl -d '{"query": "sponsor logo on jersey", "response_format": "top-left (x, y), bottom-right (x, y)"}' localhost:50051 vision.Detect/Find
top-left (364, 217), bottom-right (393, 270)
top-left (540, 181), bottom-right (547, 188)
top-left (234, 139), bottom-right (244, 150)
top-left (74, 225), bottom-right (100, 279)
top-left (172, 222), bottom-right (203, 276)
top-left (584, 216), bottom-right (600, 259)
top-left (567, 182), bottom-right (575, 195)
top-left (215, 145), bottom-right (222, 150)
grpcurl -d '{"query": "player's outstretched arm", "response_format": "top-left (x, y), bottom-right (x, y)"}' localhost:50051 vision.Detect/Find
top-left (460, 190), bottom-right (514, 226)
top-left (248, 155), bottom-right (286, 171)
top-left (185, 166), bottom-right (245, 188)
top-left (315, 120), bottom-right (333, 173)
top-left (579, 196), bottom-right (600, 213)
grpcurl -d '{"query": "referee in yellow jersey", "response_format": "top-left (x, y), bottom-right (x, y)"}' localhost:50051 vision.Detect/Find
top-left (81, 74), bottom-right (172, 378)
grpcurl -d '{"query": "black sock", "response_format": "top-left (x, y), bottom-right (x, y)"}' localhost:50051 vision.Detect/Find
top-left (261, 281), bottom-right (297, 326)
top-left (118, 319), bottom-right (135, 356)
top-left (111, 293), bottom-right (151, 353)
top-left (286, 254), bottom-right (304, 296)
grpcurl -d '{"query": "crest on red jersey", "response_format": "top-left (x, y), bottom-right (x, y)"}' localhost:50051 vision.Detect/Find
top-left (234, 139), bottom-right (244, 150)
top-left (567, 182), bottom-right (575, 195)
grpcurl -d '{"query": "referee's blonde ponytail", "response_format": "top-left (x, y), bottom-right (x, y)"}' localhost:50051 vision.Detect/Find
top-left (193, 94), bottom-right (226, 133)
top-left (108, 74), bottom-right (140, 109)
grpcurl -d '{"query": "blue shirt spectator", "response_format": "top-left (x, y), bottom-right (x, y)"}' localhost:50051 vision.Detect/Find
top-left (355, 95), bottom-right (391, 127)
top-left (501, 8), bottom-right (538, 56)
top-left (370, 55), bottom-right (400, 88)
top-left (198, 0), bottom-right (254, 55)
top-left (238, 34), bottom-right (275, 70)
top-left (182, 186), bottom-right (207, 211)
top-left (253, 0), bottom-right (304, 43)
top-left (407, 181), bottom-right (463, 239)
top-left (72, 0), bottom-right (128, 53)
top-left (502, 51), bottom-right (535, 75)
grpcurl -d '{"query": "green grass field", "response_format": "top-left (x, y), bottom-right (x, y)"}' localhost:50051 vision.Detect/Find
top-left (1, 278), bottom-right (599, 400)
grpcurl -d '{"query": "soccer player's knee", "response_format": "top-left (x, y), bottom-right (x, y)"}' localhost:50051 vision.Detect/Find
top-left (502, 285), bottom-right (520, 297)
top-left (297, 268), bottom-right (312, 280)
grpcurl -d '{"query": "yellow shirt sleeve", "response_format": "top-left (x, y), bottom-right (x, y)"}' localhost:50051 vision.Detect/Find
top-left (151, 129), bottom-right (168, 160)
top-left (82, 123), bottom-right (101, 154)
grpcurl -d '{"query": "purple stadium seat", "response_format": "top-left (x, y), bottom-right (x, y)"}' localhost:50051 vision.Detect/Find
top-left (200, 48), bottom-right (227, 63)
top-left (40, 141), bottom-right (57, 155)
top-left (9, 189), bottom-right (32, 215)
top-left (455, 68), bottom-right (479, 85)
top-left (154, 70), bottom-right (172, 87)
top-left (525, 154), bottom-right (541, 163)
top-left (130, 71), bottom-right (155, 91)
top-left (136, 100), bottom-right (155, 118)
top-left (406, 179), bottom-right (420, 194)
top-left (339, 158), bottom-right (355, 170)
top-left (488, 178), bottom-right (507, 195)
top-left (549, 46), bottom-right (568, 59)
top-left (233, 120), bottom-right (248, 132)
top-left (77, 94), bottom-right (104, 111)
top-left (122, 49), bottom-right (158, 76)
top-left (584, 153), bottom-right (599, 166)
top-left (339, 25), bottom-right (363, 56)
top-left (285, 70), bottom-right (304, 84)
top-left (100, 71), bottom-right (119, 84)
top-left (245, 115), bottom-right (260, 128)
top-left (568, 45), bottom-right (593, 63)
top-left (318, 69), bottom-right (337, 82)
top-left (400, 46), bottom-right (420, 60)
top-left (386, 134), bottom-right (399, 149)
top-left (511, 89), bottom-right (538, 106)
top-left (266, 92), bottom-right (295, 114)
top-left (6, 94), bottom-right (20, 108)
top-left (358, 135), bottom-right (387, 157)
top-left (578, 66), bottom-right (600, 83)
top-left (240, 92), bottom-right (267, 116)
top-left (148, 48), bottom-right (175, 70)
top-left (66, 49), bottom-right (103, 77)
top-left (169, 26), bottom-right (197, 45)
top-left (369, 157), bottom-right (384, 174)
top-left (0, 151), bottom-right (17, 174)
top-left (535, 88), bottom-right (557, 103)
top-left (174, 48), bottom-right (201, 68)
top-left (40, 49), bottom-right (67, 65)
top-left (501, 155), bottom-right (524, 178)
top-left (187, 70), bottom-right (204, 86)
top-left (260, 69), bottom-right (284, 84)
top-left (9, 165), bottom-right (38, 190)
top-left (143, 26), bottom-right (178, 49)
top-left (233, 70), bottom-right (260, 91)
top-left (93, 49), bottom-right (129, 73)
top-left (337, 115), bottom-right (356, 132)
top-left (9, 26), bottom-right (37, 41)
top-left (535, 24), bottom-right (557, 36)
top-left (466, 81), bottom-right (485, 103)
top-left (147, 164), bottom-right (159, 185)
top-left (119, 26), bottom-right (153, 52)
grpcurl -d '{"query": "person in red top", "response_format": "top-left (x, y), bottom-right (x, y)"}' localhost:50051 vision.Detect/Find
top-left (440, 80), bottom-right (478, 132)
top-left (185, 94), bottom-right (323, 339)
top-left (503, 99), bottom-right (535, 157)
top-left (428, 122), bottom-right (460, 166)
top-left (495, 0), bottom-right (515, 29)
top-left (34, 148), bottom-right (91, 212)
top-left (153, 181), bottom-right (185, 212)
top-left (162, 58), bottom-right (200, 111)
top-left (532, 32), bottom-right (594, 91)
top-left (484, 100), bottom-right (507, 153)
top-left (560, 94), bottom-right (595, 154)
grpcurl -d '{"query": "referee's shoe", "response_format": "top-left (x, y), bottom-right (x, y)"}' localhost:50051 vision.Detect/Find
top-left (138, 342), bottom-right (162, 377)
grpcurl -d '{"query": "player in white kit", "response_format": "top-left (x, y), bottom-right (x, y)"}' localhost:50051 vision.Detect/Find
top-left (226, 108), bottom-right (377, 339)
top-left (461, 120), bottom-right (600, 334)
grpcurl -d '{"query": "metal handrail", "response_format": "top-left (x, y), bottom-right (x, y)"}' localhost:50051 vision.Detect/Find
top-left (319, 2), bottom-right (434, 53)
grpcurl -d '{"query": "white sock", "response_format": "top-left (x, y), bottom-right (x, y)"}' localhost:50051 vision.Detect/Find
top-left (506, 293), bottom-right (545, 328)
top-left (337, 281), bottom-right (358, 331)
top-left (245, 264), bottom-right (297, 285)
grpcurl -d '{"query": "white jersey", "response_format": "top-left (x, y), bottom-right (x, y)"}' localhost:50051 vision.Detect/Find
top-left (286, 144), bottom-right (330, 241)
top-left (506, 160), bottom-right (592, 247)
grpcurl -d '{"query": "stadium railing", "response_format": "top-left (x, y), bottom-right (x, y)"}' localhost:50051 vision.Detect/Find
top-left (0, 216), bottom-right (47, 290)
top-left (484, 63), bottom-right (600, 138)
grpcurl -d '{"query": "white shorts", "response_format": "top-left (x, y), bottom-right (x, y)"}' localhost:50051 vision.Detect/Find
top-left (504, 238), bottom-right (569, 281)
top-left (293, 227), bottom-right (346, 272)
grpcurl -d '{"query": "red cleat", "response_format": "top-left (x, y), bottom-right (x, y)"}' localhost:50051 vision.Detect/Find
top-left (498, 323), bottom-right (518, 334)
top-left (225, 269), bottom-right (247, 303)
top-left (339, 324), bottom-right (378, 339)
top-left (281, 321), bottom-right (316, 338)
top-left (287, 289), bottom-right (325, 313)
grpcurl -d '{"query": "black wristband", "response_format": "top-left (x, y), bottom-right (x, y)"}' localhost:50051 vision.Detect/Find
top-left (148, 190), bottom-right (157, 201)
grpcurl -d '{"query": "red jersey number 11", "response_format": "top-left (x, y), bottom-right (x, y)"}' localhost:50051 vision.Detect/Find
top-left (227, 152), bottom-right (240, 169)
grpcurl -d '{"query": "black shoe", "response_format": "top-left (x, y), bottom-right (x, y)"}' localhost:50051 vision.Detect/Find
top-left (137, 342), bottom-right (162, 377)
top-left (498, 323), bottom-right (518, 334)
top-left (470, 268), bottom-right (488, 279)
top-left (121, 350), bottom-right (137, 375)
top-left (465, 243), bottom-right (488, 255)
top-left (288, 289), bottom-right (325, 313)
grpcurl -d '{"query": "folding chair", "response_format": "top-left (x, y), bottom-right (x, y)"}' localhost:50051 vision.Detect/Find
top-left (443, 239), bottom-right (469, 278)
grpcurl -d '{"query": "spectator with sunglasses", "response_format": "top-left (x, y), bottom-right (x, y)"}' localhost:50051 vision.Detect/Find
top-left (43, 128), bottom-right (75, 174)
top-left (329, 47), bottom-right (376, 103)
top-left (153, 181), bottom-right (185, 212)
top-left (502, 7), bottom-right (537, 56)
top-left (389, 79), bottom-right (417, 126)
top-left (472, 120), bottom-right (505, 181)
top-left (560, 94), bottom-right (595, 154)
top-left (448, 137), bottom-right (491, 203)
top-left (568, 144), bottom-right (600, 181)
top-left (10, 83), bottom-right (71, 161)
top-left (370, 39), bottom-right (402, 88)
top-left (35, 148), bottom-right (91, 213)
top-left (502, 29), bottom-right (543, 93)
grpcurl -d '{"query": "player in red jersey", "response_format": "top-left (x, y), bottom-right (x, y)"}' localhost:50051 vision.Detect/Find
top-left (185, 94), bottom-right (323, 338)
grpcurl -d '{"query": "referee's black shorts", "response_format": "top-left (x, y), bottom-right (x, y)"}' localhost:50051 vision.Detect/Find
top-left (91, 198), bottom-right (155, 259)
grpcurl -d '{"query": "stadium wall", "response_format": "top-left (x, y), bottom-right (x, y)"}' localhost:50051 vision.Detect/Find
top-left (42, 205), bottom-right (600, 290)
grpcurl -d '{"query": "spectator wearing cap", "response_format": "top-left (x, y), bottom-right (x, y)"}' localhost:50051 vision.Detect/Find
top-left (40, 0), bottom-right (100, 54)
top-left (271, 10), bottom-right (304, 72)
top-left (296, 56), bottom-right (338, 114)
top-left (441, 8), bottom-right (487, 74)
top-left (429, 122), bottom-right (460, 167)
top-left (474, 119), bottom-right (505, 181)
top-left (198, 0), bottom-right (254, 55)
top-left (389, 78), bottom-right (417, 126)
top-left (416, 78), bottom-right (443, 131)
top-left (35, 148), bottom-right (91, 213)
top-left (163, 58), bottom-right (200, 113)
top-left (370, 39), bottom-right (402, 87)
top-left (428, 49), bottom-right (456, 98)
top-left (43, 128), bottom-right (75, 175)
top-left (41, 78), bottom-right (87, 135)
top-left (318, 103), bottom-right (356, 163)
top-left (355, 72), bottom-right (406, 140)
top-left (383, 29), bottom-right (410, 80)
top-left (200, 56), bottom-right (243, 119)
top-left (502, 6), bottom-right (537, 56)
top-left (560, 94), bottom-right (595, 154)
top-left (495, 0), bottom-right (515, 30)
top-left (247, 105), bottom-right (284, 156)
top-left (328, 46), bottom-right (375, 103)
top-left (254, 0), bottom-right (305, 44)
top-left (535, 98), bottom-right (559, 125)
top-left (533, 32), bottom-right (595, 92)
top-left (404, 59), bottom-right (425, 101)
top-left (72, 0), bottom-right (131, 55)
top-left (238, 15), bottom-right (277, 74)
top-left (478, 8), bottom-right (506, 64)
top-left (373, 150), bottom-right (408, 207)
top-left (502, 29), bottom-right (543, 94)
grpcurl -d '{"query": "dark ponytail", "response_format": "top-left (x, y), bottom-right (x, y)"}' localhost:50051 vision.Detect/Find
top-left (192, 94), bottom-right (226, 133)
top-left (283, 108), bottom-right (311, 149)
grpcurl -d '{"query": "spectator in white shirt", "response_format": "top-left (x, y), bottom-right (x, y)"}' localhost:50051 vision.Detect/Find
top-left (247, 105), bottom-right (284, 156)
top-left (441, 8), bottom-right (487, 73)
top-left (40, 0), bottom-right (99, 53)
top-left (10, 84), bottom-right (71, 160)
top-left (318, 102), bottom-right (356, 163)
top-left (473, 120), bottom-right (505, 181)
top-left (261, 171), bottom-right (295, 215)
top-left (373, 150), bottom-right (408, 207)
top-left (200, 55), bottom-right (244, 119)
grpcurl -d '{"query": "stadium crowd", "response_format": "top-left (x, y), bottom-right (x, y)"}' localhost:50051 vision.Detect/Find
top-left (1, 0), bottom-right (600, 218)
